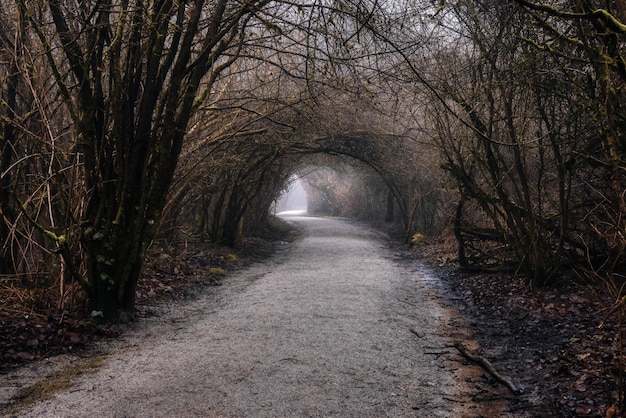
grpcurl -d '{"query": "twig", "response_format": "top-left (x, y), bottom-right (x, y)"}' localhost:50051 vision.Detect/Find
top-left (424, 351), bottom-right (448, 359)
top-left (397, 297), bottom-right (417, 307)
top-left (599, 294), bottom-right (626, 328)
top-left (453, 341), bottom-right (520, 394)
top-left (409, 328), bottom-right (423, 338)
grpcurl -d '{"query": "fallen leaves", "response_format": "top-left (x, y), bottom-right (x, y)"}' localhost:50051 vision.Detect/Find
top-left (1, 313), bottom-right (97, 366)
top-left (420, 259), bottom-right (620, 417)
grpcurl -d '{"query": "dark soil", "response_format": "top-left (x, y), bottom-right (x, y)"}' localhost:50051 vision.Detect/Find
top-left (1, 217), bottom-right (623, 417)
top-left (409, 235), bottom-right (622, 418)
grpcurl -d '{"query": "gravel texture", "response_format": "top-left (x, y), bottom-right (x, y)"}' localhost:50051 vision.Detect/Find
top-left (3, 216), bottom-right (506, 417)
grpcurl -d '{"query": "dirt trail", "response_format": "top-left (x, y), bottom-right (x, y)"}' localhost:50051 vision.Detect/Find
top-left (3, 216), bottom-right (506, 417)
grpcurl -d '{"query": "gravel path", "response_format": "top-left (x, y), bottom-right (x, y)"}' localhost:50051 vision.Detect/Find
top-left (4, 216), bottom-right (496, 417)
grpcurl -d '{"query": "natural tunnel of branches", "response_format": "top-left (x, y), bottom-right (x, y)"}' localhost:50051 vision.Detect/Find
top-left (0, 0), bottom-right (624, 326)
top-left (162, 124), bottom-right (450, 249)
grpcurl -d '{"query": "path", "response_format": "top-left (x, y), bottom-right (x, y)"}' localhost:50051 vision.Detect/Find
top-left (5, 216), bottom-right (496, 417)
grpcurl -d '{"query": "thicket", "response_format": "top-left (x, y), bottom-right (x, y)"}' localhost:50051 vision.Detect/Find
top-left (0, 0), bottom-right (623, 337)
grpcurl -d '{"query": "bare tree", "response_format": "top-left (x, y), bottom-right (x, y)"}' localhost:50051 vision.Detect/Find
top-left (512, 0), bottom-right (626, 275)
top-left (14, 0), bottom-right (278, 322)
top-left (0, 3), bottom-right (24, 274)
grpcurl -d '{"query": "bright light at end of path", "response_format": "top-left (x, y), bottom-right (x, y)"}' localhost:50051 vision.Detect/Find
top-left (276, 209), bottom-right (308, 216)
top-left (275, 178), bottom-right (308, 215)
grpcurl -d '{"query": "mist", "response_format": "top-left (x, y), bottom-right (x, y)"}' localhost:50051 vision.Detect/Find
top-left (276, 178), bottom-right (308, 215)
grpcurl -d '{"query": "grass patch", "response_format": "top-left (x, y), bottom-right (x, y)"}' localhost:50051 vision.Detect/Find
top-left (206, 267), bottom-right (226, 285)
top-left (224, 253), bottom-right (239, 263)
top-left (6, 355), bottom-right (107, 415)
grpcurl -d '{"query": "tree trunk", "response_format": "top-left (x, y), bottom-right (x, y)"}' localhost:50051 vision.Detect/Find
top-left (88, 254), bottom-right (142, 323)
top-left (0, 24), bottom-right (20, 274)
top-left (385, 188), bottom-right (395, 222)
top-left (454, 198), bottom-right (468, 269)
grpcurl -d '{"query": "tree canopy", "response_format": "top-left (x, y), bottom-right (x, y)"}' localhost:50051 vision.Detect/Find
top-left (0, 0), bottom-right (623, 329)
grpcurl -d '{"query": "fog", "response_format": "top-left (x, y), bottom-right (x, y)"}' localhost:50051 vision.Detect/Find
top-left (276, 178), bottom-right (308, 216)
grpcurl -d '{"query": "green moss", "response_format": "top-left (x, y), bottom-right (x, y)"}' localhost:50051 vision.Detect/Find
top-left (593, 9), bottom-right (626, 33)
top-left (6, 355), bottom-right (107, 414)
top-left (220, 253), bottom-right (239, 263)
top-left (206, 267), bottom-right (226, 285)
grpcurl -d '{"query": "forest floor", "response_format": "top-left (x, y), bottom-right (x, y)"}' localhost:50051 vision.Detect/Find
top-left (0, 217), bottom-right (622, 417)
top-left (405, 232), bottom-right (621, 418)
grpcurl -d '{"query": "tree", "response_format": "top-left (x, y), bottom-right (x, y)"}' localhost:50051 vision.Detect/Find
top-left (0, 3), bottom-right (25, 274)
top-left (430, 1), bottom-right (588, 284)
top-left (357, 0), bottom-right (612, 285)
top-left (512, 0), bottom-right (626, 276)
top-left (17, 0), bottom-right (274, 322)
top-left (0, 2), bottom-right (64, 281)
